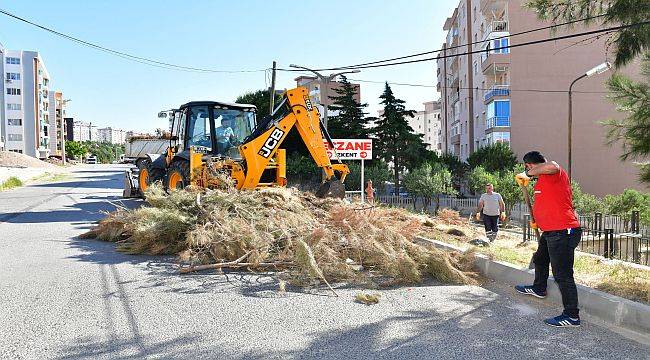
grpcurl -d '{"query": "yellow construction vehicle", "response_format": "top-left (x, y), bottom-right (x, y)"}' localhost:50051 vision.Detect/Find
top-left (130, 87), bottom-right (349, 198)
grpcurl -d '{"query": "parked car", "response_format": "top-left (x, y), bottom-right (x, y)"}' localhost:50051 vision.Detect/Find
top-left (86, 155), bottom-right (98, 164)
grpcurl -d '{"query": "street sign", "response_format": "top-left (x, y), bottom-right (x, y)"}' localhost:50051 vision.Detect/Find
top-left (323, 139), bottom-right (372, 160)
top-left (324, 139), bottom-right (372, 203)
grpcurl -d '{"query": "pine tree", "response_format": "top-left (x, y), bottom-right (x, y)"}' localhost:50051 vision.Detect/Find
top-left (526, 0), bottom-right (650, 183)
top-left (372, 83), bottom-right (426, 194)
top-left (327, 76), bottom-right (372, 138)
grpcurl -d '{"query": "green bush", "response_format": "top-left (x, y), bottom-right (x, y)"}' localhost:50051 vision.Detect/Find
top-left (0, 176), bottom-right (23, 191)
top-left (604, 189), bottom-right (650, 225)
top-left (466, 143), bottom-right (517, 173)
top-left (571, 181), bottom-right (606, 216)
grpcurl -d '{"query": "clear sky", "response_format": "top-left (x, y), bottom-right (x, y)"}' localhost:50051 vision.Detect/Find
top-left (0, 1), bottom-right (457, 132)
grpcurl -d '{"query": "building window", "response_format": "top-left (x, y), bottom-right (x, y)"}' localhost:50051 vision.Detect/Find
top-left (7, 103), bottom-right (21, 110)
top-left (6, 88), bottom-right (21, 95)
top-left (493, 38), bottom-right (510, 54)
top-left (8, 119), bottom-right (22, 126)
top-left (5, 72), bottom-right (20, 80)
top-left (9, 149), bottom-right (23, 154)
top-left (5, 57), bottom-right (20, 65)
top-left (7, 134), bottom-right (23, 141)
top-left (474, 60), bottom-right (477, 75)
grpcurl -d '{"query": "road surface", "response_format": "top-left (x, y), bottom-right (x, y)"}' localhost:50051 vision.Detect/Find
top-left (0, 165), bottom-right (647, 359)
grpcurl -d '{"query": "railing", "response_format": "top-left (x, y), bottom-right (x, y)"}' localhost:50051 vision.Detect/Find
top-left (484, 84), bottom-right (510, 102)
top-left (522, 211), bottom-right (650, 266)
top-left (486, 116), bottom-right (510, 129)
top-left (486, 20), bottom-right (508, 35)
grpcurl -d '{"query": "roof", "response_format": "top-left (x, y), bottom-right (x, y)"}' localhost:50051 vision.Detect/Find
top-left (178, 101), bottom-right (257, 111)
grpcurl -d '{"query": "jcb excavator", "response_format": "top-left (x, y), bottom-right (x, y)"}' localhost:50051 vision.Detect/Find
top-left (128, 87), bottom-right (349, 198)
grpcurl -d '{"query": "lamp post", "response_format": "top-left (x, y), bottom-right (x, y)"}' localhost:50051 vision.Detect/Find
top-left (289, 64), bottom-right (360, 129)
top-left (568, 62), bottom-right (610, 180)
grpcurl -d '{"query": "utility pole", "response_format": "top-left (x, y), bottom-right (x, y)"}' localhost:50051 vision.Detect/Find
top-left (269, 61), bottom-right (277, 114)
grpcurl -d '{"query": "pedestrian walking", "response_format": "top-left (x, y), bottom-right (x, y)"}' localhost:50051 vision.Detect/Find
top-left (365, 179), bottom-right (374, 204)
top-left (514, 151), bottom-right (582, 327)
top-left (476, 183), bottom-right (506, 242)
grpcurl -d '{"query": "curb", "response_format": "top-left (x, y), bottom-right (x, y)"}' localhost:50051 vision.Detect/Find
top-left (415, 236), bottom-right (650, 343)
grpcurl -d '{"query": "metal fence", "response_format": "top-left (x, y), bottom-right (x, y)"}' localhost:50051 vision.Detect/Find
top-left (376, 195), bottom-right (649, 266)
top-left (523, 211), bottom-right (649, 266)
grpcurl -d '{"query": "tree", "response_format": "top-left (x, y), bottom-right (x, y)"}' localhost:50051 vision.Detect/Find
top-left (403, 163), bottom-right (457, 214)
top-left (604, 189), bottom-right (650, 226)
top-left (525, 0), bottom-right (650, 183)
top-left (466, 142), bottom-right (517, 173)
top-left (236, 89), bottom-right (282, 120)
top-left (65, 140), bottom-right (87, 160)
top-left (436, 152), bottom-right (467, 192)
top-left (571, 181), bottom-right (606, 215)
top-left (604, 53), bottom-right (650, 183)
top-left (372, 83), bottom-right (423, 194)
top-left (327, 75), bottom-right (373, 139)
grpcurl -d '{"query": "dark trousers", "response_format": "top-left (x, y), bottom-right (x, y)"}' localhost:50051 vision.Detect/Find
top-left (532, 228), bottom-right (582, 318)
top-left (482, 214), bottom-right (499, 233)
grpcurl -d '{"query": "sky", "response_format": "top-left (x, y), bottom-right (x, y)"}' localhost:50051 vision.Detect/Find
top-left (0, 1), bottom-right (457, 132)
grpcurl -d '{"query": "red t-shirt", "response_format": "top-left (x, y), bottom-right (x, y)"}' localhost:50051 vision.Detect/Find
top-left (532, 165), bottom-right (580, 231)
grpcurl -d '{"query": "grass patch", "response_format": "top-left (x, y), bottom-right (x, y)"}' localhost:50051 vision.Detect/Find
top-left (0, 176), bottom-right (23, 191)
top-left (418, 220), bottom-right (649, 304)
top-left (31, 172), bottom-right (71, 183)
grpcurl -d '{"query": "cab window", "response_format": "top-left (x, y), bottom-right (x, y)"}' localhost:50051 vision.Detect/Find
top-left (187, 106), bottom-right (211, 150)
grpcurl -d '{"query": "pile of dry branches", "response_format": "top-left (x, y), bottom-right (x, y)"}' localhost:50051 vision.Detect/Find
top-left (81, 185), bottom-right (477, 289)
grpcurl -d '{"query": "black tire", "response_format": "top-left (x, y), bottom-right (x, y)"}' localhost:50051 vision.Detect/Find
top-left (165, 160), bottom-right (190, 190)
top-left (147, 164), bottom-right (166, 186)
top-left (137, 158), bottom-right (150, 173)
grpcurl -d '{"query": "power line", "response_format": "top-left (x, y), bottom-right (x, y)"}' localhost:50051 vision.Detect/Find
top-left (348, 78), bottom-right (609, 94)
top-left (0, 8), bottom-right (267, 74)
top-left (278, 21), bottom-right (649, 72)
top-left (309, 14), bottom-right (609, 71)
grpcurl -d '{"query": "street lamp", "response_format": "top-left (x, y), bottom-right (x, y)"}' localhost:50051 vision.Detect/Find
top-left (289, 64), bottom-right (360, 129)
top-left (567, 62), bottom-right (611, 180)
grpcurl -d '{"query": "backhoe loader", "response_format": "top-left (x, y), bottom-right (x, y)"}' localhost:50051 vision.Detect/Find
top-left (128, 87), bottom-right (349, 198)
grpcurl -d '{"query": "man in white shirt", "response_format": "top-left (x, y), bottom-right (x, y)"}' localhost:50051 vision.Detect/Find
top-left (476, 183), bottom-right (506, 242)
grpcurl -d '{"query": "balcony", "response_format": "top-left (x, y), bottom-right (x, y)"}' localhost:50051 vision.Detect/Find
top-left (483, 21), bottom-right (508, 40)
top-left (484, 84), bottom-right (510, 102)
top-left (485, 116), bottom-right (510, 132)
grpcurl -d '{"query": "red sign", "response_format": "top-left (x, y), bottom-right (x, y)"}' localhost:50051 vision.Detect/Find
top-left (323, 139), bottom-right (373, 160)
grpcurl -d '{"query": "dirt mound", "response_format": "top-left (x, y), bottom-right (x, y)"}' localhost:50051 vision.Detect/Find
top-left (81, 185), bottom-right (478, 289)
top-left (0, 151), bottom-right (56, 168)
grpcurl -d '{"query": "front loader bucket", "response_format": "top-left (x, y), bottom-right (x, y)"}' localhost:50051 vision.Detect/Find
top-left (316, 179), bottom-right (345, 199)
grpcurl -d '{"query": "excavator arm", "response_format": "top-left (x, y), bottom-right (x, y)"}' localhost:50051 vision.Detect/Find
top-left (235, 87), bottom-right (349, 197)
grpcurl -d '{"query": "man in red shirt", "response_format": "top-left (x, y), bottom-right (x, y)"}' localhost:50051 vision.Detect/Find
top-left (514, 151), bottom-right (582, 327)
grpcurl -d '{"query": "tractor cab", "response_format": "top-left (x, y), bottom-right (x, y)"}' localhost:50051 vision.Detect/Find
top-left (170, 101), bottom-right (257, 159)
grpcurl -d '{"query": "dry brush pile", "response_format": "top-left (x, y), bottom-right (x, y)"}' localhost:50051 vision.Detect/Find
top-left (81, 185), bottom-right (478, 290)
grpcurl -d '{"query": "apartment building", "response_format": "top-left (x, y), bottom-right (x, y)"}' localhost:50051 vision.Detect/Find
top-left (409, 100), bottom-right (443, 154)
top-left (1, 50), bottom-right (52, 158)
top-left (294, 76), bottom-right (361, 119)
top-left (97, 127), bottom-right (126, 144)
top-left (436, 0), bottom-right (644, 196)
top-left (72, 120), bottom-right (98, 142)
top-left (48, 91), bottom-right (67, 157)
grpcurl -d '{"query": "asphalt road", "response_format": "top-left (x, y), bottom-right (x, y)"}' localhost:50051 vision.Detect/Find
top-left (0, 165), bottom-right (648, 360)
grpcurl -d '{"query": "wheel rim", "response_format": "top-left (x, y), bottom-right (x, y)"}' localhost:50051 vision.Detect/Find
top-left (168, 171), bottom-right (183, 190)
top-left (139, 168), bottom-right (149, 191)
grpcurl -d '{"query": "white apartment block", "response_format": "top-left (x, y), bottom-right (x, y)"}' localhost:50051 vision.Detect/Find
top-left (1, 49), bottom-right (52, 158)
top-left (72, 121), bottom-right (98, 142)
top-left (48, 90), bottom-right (67, 157)
top-left (409, 101), bottom-right (443, 154)
top-left (97, 127), bottom-right (126, 144)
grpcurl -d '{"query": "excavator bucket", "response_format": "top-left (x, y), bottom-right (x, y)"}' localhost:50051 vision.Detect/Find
top-left (316, 179), bottom-right (346, 199)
